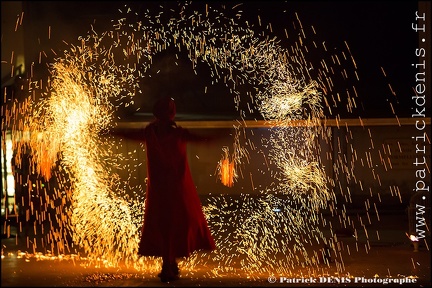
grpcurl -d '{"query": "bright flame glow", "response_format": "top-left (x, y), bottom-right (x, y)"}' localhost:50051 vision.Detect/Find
top-left (218, 148), bottom-right (236, 187)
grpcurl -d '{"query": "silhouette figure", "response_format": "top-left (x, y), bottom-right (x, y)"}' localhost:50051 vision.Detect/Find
top-left (117, 96), bottom-right (216, 282)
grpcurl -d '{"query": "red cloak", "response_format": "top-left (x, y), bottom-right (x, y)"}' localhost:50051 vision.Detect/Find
top-left (137, 119), bottom-right (216, 258)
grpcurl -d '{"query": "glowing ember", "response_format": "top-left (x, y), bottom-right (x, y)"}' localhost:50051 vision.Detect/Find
top-left (407, 233), bottom-right (419, 242)
top-left (218, 148), bottom-right (236, 187)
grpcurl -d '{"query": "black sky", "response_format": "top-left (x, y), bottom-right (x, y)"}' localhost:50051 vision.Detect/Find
top-left (133, 1), bottom-right (424, 119)
top-left (16, 1), bottom-right (428, 119)
top-left (227, 1), bottom-right (423, 118)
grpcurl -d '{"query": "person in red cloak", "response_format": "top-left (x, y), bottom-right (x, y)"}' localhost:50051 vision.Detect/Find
top-left (136, 96), bottom-right (216, 282)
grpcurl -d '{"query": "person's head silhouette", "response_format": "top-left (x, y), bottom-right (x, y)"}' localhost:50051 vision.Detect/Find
top-left (153, 96), bottom-right (176, 121)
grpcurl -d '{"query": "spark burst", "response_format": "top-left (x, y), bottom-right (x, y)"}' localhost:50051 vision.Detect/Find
top-left (2, 1), bottom-right (393, 280)
top-left (20, 41), bottom-right (147, 268)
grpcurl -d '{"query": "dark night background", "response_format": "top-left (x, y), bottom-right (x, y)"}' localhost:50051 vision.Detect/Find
top-left (5, 1), bottom-right (429, 120)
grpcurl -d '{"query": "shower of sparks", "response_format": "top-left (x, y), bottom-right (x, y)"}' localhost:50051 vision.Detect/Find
top-left (2, 1), bottom-right (403, 280)
top-left (16, 41), bottom-right (149, 268)
top-left (200, 193), bottom-right (331, 277)
top-left (216, 126), bottom-right (249, 187)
